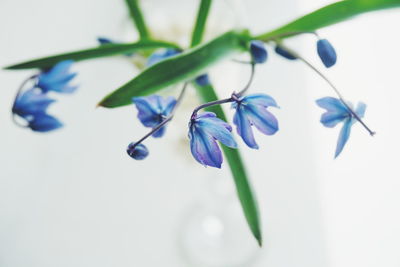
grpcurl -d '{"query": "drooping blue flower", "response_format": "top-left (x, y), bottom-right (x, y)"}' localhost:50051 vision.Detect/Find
top-left (317, 39), bottom-right (337, 68)
top-left (12, 88), bottom-right (55, 119)
top-left (250, 40), bottom-right (268, 64)
top-left (188, 112), bottom-right (237, 168)
top-left (127, 143), bottom-right (149, 160)
top-left (232, 94), bottom-right (279, 149)
top-left (316, 97), bottom-right (366, 158)
top-left (12, 88), bottom-right (63, 132)
top-left (195, 74), bottom-right (210, 86)
top-left (37, 60), bottom-right (78, 94)
top-left (132, 95), bottom-right (177, 138)
top-left (275, 45), bottom-right (297, 60)
top-left (146, 48), bottom-right (181, 67)
top-left (28, 113), bottom-right (63, 132)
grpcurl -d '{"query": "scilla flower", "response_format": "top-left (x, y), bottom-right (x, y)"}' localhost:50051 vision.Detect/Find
top-left (12, 88), bottom-right (63, 132)
top-left (317, 39), bottom-right (337, 68)
top-left (232, 94), bottom-right (279, 149)
top-left (127, 142), bottom-right (149, 160)
top-left (37, 60), bottom-right (78, 93)
top-left (250, 40), bottom-right (268, 64)
top-left (189, 112), bottom-right (237, 168)
top-left (133, 95), bottom-right (177, 138)
top-left (274, 45), bottom-right (297, 60)
top-left (316, 97), bottom-right (366, 158)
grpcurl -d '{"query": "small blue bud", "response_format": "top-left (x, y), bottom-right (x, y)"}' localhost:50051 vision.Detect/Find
top-left (274, 45), bottom-right (297, 60)
top-left (127, 143), bottom-right (149, 160)
top-left (250, 40), bottom-right (268, 64)
top-left (195, 74), bottom-right (210, 86)
top-left (317, 39), bottom-right (337, 68)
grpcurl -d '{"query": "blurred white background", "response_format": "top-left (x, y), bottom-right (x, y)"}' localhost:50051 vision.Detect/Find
top-left (0, 0), bottom-right (399, 266)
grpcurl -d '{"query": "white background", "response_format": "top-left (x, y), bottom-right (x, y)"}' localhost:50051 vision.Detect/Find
top-left (0, 0), bottom-right (399, 266)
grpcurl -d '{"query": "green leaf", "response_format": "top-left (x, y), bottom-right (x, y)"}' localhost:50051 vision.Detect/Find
top-left (191, 0), bottom-right (213, 47)
top-left (5, 40), bottom-right (178, 70)
top-left (256, 0), bottom-right (400, 41)
top-left (124, 0), bottom-right (151, 39)
top-left (98, 29), bottom-right (250, 108)
top-left (194, 83), bottom-right (262, 246)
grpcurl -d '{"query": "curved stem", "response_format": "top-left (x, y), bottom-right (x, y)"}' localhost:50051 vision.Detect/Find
top-left (11, 74), bottom-right (38, 128)
top-left (279, 44), bottom-right (375, 136)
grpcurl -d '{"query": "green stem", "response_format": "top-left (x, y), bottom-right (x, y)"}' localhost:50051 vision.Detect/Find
top-left (124, 0), bottom-right (150, 40)
top-left (191, 0), bottom-right (213, 47)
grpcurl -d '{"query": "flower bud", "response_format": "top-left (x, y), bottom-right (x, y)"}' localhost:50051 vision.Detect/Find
top-left (250, 40), bottom-right (268, 64)
top-left (274, 45), bottom-right (297, 60)
top-left (127, 143), bottom-right (149, 160)
top-left (317, 39), bottom-right (337, 68)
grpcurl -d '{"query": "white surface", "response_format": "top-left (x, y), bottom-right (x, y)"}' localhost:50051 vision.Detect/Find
top-left (0, 0), bottom-right (399, 266)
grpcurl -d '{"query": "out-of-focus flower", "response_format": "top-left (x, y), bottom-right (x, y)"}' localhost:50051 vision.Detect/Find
top-left (133, 95), bottom-right (177, 138)
top-left (146, 48), bottom-right (181, 67)
top-left (250, 40), bottom-right (268, 64)
top-left (37, 60), bottom-right (78, 93)
top-left (274, 45), bottom-right (297, 60)
top-left (317, 39), bottom-right (337, 68)
top-left (316, 96), bottom-right (366, 158)
top-left (127, 143), bottom-right (149, 160)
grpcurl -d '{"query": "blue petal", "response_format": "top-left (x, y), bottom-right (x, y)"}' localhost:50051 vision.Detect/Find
top-left (245, 104), bottom-right (279, 135)
top-left (12, 88), bottom-right (56, 118)
top-left (242, 94), bottom-right (278, 108)
top-left (335, 118), bottom-right (352, 158)
top-left (151, 125), bottom-right (166, 138)
top-left (160, 96), bottom-right (177, 116)
top-left (41, 60), bottom-right (74, 81)
top-left (28, 113), bottom-right (63, 132)
top-left (316, 97), bottom-right (348, 113)
top-left (320, 111), bottom-right (348, 128)
top-left (233, 107), bottom-right (258, 149)
top-left (197, 117), bottom-right (237, 148)
top-left (275, 45), bottom-right (297, 60)
top-left (189, 126), bottom-right (223, 168)
top-left (126, 143), bottom-right (149, 160)
top-left (355, 102), bottom-right (366, 118)
top-left (38, 60), bottom-right (77, 93)
top-left (317, 39), bottom-right (337, 68)
top-left (133, 96), bottom-right (161, 127)
top-left (250, 40), bottom-right (268, 64)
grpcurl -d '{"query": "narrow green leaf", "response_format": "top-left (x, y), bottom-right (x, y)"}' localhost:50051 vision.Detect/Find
top-left (194, 83), bottom-right (262, 246)
top-left (98, 30), bottom-right (250, 108)
top-left (4, 40), bottom-right (178, 70)
top-left (191, 0), bottom-right (213, 47)
top-left (125, 0), bottom-right (151, 39)
top-left (256, 0), bottom-right (400, 41)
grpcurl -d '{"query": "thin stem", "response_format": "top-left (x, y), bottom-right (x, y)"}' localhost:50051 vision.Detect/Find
top-left (11, 75), bottom-right (38, 128)
top-left (236, 63), bottom-right (255, 96)
top-left (191, 97), bottom-right (233, 117)
top-left (190, 0), bottom-right (213, 47)
top-left (279, 44), bottom-right (375, 136)
top-left (132, 83), bottom-right (188, 148)
top-left (124, 0), bottom-right (150, 40)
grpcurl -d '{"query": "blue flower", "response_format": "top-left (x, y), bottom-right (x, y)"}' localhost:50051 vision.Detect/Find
top-left (317, 39), bottom-right (337, 68)
top-left (28, 113), bottom-right (63, 132)
top-left (250, 40), bottom-right (268, 64)
top-left (127, 143), bottom-right (149, 160)
top-left (316, 97), bottom-right (366, 158)
top-left (195, 74), bottom-right (210, 86)
top-left (132, 95), bottom-right (177, 138)
top-left (232, 94), bottom-right (279, 149)
top-left (188, 112), bottom-right (237, 168)
top-left (37, 60), bottom-right (78, 93)
top-left (146, 48), bottom-right (181, 67)
top-left (12, 88), bottom-right (63, 132)
top-left (274, 45), bottom-right (297, 60)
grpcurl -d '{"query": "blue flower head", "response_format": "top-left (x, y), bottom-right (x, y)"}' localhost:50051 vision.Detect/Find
top-left (232, 94), bottom-right (279, 149)
top-left (146, 48), bottom-right (181, 67)
top-left (189, 112), bottom-right (237, 168)
top-left (12, 88), bottom-right (63, 132)
top-left (275, 45), bottom-right (297, 60)
top-left (133, 95), bottom-right (177, 138)
top-left (127, 143), bottom-right (149, 160)
top-left (37, 60), bottom-right (78, 93)
top-left (250, 40), bottom-right (268, 64)
top-left (316, 97), bottom-right (366, 158)
top-left (317, 39), bottom-right (337, 68)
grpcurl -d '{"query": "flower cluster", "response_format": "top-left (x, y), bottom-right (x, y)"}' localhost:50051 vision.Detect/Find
top-left (12, 60), bottom-right (78, 132)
